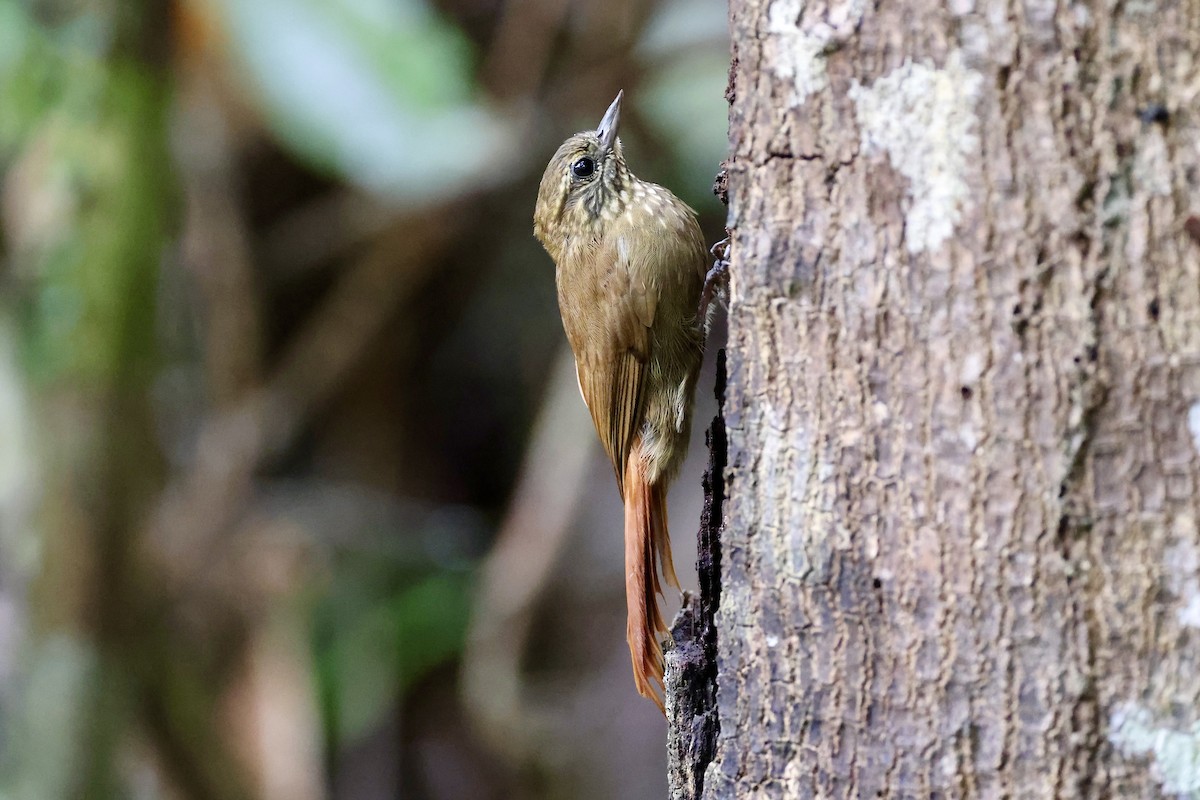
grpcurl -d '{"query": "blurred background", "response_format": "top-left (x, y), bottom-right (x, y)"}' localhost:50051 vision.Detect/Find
top-left (0, 0), bottom-right (728, 798)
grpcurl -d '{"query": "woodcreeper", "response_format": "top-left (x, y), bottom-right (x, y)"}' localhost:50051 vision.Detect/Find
top-left (533, 91), bottom-right (708, 711)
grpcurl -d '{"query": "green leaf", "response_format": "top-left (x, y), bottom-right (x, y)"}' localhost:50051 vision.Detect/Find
top-left (316, 570), bottom-right (472, 744)
top-left (210, 0), bottom-right (515, 201)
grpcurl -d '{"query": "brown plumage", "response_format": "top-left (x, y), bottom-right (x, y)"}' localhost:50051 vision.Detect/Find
top-left (533, 91), bottom-right (707, 711)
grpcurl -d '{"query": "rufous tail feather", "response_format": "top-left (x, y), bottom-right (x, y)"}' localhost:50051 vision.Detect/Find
top-left (623, 439), bottom-right (680, 714)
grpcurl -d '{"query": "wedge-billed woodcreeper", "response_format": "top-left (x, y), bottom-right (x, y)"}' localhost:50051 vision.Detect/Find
top-left (533, 91), bottom-right (707, 711)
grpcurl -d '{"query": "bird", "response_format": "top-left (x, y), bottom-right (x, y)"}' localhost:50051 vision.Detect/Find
top-left (533, 91), bottom-right (708, 711)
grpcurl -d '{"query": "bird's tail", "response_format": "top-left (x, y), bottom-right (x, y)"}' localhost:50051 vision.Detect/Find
top-left (623, 439), bottom-right (680, 713)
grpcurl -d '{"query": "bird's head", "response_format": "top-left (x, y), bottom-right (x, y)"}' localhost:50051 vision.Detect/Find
top-left (533, 91), bottom-right (632, 255)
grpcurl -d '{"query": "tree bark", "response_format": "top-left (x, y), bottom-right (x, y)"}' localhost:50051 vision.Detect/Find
top-left (671, 0), bottom-right (1200, 796)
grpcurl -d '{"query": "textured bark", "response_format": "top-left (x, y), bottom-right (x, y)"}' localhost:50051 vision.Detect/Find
top-left (689, 0), bottom-right (1200, 797)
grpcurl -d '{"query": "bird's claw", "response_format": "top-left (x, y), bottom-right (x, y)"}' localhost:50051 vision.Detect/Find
top-left (698, 237), bottom-right (731, 321)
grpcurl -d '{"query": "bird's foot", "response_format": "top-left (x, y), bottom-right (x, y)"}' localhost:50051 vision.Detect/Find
top-left (698, 237), bottom-right (731, 322)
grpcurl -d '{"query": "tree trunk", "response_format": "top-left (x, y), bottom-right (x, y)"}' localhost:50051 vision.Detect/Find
top-left (670, 0), bottom-right (1200, 796)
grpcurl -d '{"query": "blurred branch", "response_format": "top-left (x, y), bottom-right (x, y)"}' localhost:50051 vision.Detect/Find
top-left (267, 216), bottom-right (448, 426)
top-left (176, 72), bottom-right (263, 405)
top-left (482, 0), bottom-right (571, 101)
top-left (461, 346), bottom-right (593, 763)
top-left (223, 610), bottom-right (325, 800)
top-left (261, 191), bottom-right (395, 280)
top-left (243, 480), bottom-right (486, 565)
top-left (152, 203), bottom-right (458, 601)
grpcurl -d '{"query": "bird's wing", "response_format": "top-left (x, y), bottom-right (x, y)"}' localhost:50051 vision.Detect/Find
top-left (572, 234), bottom-right (657, 495)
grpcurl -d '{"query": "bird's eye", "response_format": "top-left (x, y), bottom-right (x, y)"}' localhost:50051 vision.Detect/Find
top-left (571, 157), bottom-right (596, 179)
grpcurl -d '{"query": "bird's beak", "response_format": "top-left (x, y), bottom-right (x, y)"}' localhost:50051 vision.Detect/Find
top-left (596, 90), bottom-right (623, 153)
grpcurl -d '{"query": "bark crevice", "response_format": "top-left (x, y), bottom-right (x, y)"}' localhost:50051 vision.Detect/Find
top-left (666, 350), bottom-right (726, 800)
